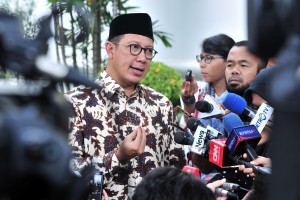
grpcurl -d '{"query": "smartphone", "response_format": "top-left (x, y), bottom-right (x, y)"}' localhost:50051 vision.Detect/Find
top-left (90, 171), bottom-right (104, 200)
top-left (185, 69), bottom-right (192, 82)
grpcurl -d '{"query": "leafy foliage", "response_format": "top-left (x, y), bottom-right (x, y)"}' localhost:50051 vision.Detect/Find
top-left (141, 62), bottom-right (182, 107)
top-left (152, 20), bottom-right (173, 48)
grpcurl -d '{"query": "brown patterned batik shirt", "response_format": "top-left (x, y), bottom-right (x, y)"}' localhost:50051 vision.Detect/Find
top-left (64, 70), bottom-right (186, 200)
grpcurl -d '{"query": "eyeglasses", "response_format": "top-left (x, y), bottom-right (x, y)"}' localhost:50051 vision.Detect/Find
top-left (196, 55), bottom-right (223, 64)
top-left (112, 42), bottom-right (158, 60)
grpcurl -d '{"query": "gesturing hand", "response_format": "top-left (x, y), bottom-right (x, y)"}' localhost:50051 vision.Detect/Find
top-left (116, 126), bottom-right (147, 161)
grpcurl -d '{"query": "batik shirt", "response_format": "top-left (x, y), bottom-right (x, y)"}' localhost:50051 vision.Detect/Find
top-left (64, 70), bottom-right (186, 200)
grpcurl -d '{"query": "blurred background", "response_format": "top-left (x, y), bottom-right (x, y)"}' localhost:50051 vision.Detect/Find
top-left (0, 0), bottom-right (247, 80)
top-left (128, 0), bottom-right (247, 79)
top-left (0, 0), bottom-right (248, 109)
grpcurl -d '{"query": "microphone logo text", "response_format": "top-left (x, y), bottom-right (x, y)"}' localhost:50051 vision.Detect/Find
top-left (212, 144), bottom-right (220, 162)
top-left (255, 107), bottom-right (269, 128)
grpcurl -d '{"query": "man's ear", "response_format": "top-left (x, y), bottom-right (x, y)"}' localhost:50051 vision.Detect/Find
top-left (106, 41), bottom-right (114, 58)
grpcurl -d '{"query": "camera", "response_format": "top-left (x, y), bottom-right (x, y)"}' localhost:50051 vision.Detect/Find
top-left (0, 9), bottom-right (96, 200)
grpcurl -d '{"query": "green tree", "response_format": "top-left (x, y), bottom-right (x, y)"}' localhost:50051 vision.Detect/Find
top-left (141, 62), bottom-right (182, 107)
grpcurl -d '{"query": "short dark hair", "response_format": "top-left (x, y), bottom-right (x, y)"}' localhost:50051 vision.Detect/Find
top-left (233, 40), bottom-right (267, 72)
top-left (234, 40), bottom-right (248, 47)
top-left (202, 34), bottom-right (235, 59)
top-left (109, 35), bottom-right (124, 43)
top-left (132, 167), bottom-right (215, 200)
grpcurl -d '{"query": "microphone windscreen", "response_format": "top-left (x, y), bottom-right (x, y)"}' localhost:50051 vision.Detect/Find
top-left (223, 113), bottom-right (244, 134)
top-left (195, 100), bottom-right (213, 112)
top-left (186, 117), bottom-right (199, 132)
top-left (174, 131), bottom-right (185, 144)
top-left (174, 131), bottom-right (193, 145)
top-left (222, 93), bottom-right (247, 115)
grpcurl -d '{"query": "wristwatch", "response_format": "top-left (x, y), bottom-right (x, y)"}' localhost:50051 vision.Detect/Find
top-left (182, 96), bottom-right (196, 106)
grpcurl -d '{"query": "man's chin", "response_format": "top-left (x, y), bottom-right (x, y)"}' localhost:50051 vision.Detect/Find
top-left (226, 84), bottom-right (250, 97)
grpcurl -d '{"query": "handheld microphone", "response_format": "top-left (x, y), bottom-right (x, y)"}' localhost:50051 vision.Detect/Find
top-left (186, 117), bottom-right (205, 132)
top-left (215, 188), bottom-right (239, 199)
top-left (250, 102), bottom-right (274, 133)
top-left (224, 113), bottom-right (261, 160)
top-left (232, 156), bottom-right (271, 175)
top-left (208, 138), bottom-right (235, 168)
top-left (201, 172), bottom-right (223, 184)
top-left (182, 166), bottom-right (201, 178)
top-left (196, 95), bottom-right (225, 119)
top-left (174, 129), bottom-right (210, 157)
top-left (195, 100), bottom-right (213, 113)
top-left (190, 125), bottom-right (208, 156)
top-left (174, 131), bottom-right (194, 146)
top-left (187, 117), bottom-right (221, 139)
top-left (222, 93), bottom-right (256, 119)
top-left (206, 125), bottom-right (223, 139)
top-left (222, 182), bottom-right (250, 192)
top-left (223, 93), bottom-right (274, 132)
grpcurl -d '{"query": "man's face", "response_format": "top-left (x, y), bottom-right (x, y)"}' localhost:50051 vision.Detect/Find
top-left (106, 34), bottom-right (154, 88)
top-left (225, 46), bottom-right (261, 96)
top-left (250, 93), bottom-right (266, 110)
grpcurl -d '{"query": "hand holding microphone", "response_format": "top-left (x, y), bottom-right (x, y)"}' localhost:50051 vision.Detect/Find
top-left (238, 153), bottom-right (272, 176)
top-left (201, 172), bottom-right (247, 199)
top-left (249, 155), bottom-right (271, 167)
top-left (206, 178), bottom-right (226, 193)
top-left (205, 178), bottom-right (240, 199)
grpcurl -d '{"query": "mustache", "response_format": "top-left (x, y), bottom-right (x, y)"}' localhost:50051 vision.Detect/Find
top-left (228, 76), bottom-right (243, 82)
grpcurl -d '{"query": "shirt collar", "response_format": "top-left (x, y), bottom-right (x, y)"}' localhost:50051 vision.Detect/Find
top-left (95, 70), bottom-right (146, 99)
